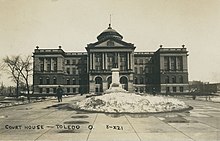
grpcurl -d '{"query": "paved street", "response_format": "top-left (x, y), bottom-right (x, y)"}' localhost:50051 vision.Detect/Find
top-left (0, 95), bottom-right (219, 141)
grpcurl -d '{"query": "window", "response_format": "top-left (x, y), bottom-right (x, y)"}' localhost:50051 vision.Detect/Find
top-left (164, 57), bottom-right (169, 71)
top-left (67, 88), bottom-right (70, 93)
top-left (140, 77), bottom-right (144, 84)
top-left (39, 88), bottom-right (43, 93)
top-left (53, 77), bottom-right (57, 85)
top-left (46, 78), bottom-right (50, 85)
top-left (95, 66), bottom-right (101, 71)
top-left (134, 67), bottom-right (137, 73)
top-left (134, 59), bottom-right (137, 64)
top-left (73, 79), bottom-right (76, 85)
top-left (134, 77), bottom-right (138, 84)
top-left (39, 78), bottom-right (43, 85)
top-left (166, 87), bottom-right (170, 93)
top-left (46, 58), bottom-right (51, 71)
top-left (173, 87), bottom-right (176, 92)
top-left (66, 68), bottom-right (70, 74)
top-left (171, 57), bottom-right (176, 71)
top-left (39, 58), bottom-right (44, 72)
top-left (139, 59), bottom-right (143, 65)
top-left (67, 79), bottom-right (70, 85)
top-left (177, 56), bottom-right (183, 71)
top-left (53, 58), bottom-right (57, 71)
top-left (66, 60), bottom-right (70, 65)
top-left (53, 88), bottom-right (56, 93)
top-left (165, 76), bottom-right (169, 83)
top-left (180, 87), bottom-right (184, 92)
top-left (73, 88), bottom-right (76, 93)
top-left (72, 59), bottom-right (76, 65)
top-left (172, 76), bottom-right (176, 83)
top-left (179, 76), bottom-right (183, 83)
top-left (140, 67), bottom-right (144, 74)
top-left (46, 88), bottom-right (50, 93)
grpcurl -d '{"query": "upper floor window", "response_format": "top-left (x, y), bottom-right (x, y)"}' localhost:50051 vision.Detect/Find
top-left (164, 57), bottom-right (169, 71)
top-left (39, 78), bottom-right (43, 85)
top-left (139, 59), bottom-right (143, 65)
top-left (171, 57), bottom-right (176, 71)
top-left (134, 77), bottom-right (138, 84)
top-left (134, 59), bottom-right (137, 65)
top-left (53, 77), bottom-right (57, 85)
top-left (165, 76), bottom-right (169, 83)
top-left (46, 78), bottom-right (50, 85)
top-left (140, 67), bottom-right (144, 74)
top-left (179, 76), bottom-right (183, 83)
top-left (66, 68), bottom-right (70, 74)
top-left (66, 60), bottom-right (70, 65)
top-left (72, 59), bottom-right (76, 65)
top-left (177, 56), bottom-right (183, 71)
top-left (172, 76), bottom-right (176, 83)
top-left (67, 79), bottom-right (70, 85)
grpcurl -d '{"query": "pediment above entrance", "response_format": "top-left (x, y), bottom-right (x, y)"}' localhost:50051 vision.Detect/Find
top-left (94, 39), bottom-right (126, 47)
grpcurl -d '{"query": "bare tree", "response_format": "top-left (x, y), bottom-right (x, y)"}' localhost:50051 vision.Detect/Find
top-left (3, 55), bottom-right (32, 101)
top-left (18, 56), bottom-right (32, 101)
top-left (3, 56), bottom-right (22, 99)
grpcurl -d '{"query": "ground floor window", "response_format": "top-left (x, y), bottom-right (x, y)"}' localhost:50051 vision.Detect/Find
top-left (173, 87), bottom-right (176, 92)
top-left (73, 88), bottom-right (76, 93)
top-left (180, 86), bottom-right (184, 92)
top-left (46, 88), bottom-right (50, 93)
top-left (166, 87), bottom-right (170, 93)
top-left (39, 88), bottom-right (43, 93)
top-left (53, 88), bottom-right (56, 93)
top-left (67, 88), bottom-right (70, 93)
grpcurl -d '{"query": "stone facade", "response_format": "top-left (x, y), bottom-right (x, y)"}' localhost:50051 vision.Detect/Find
top-left (33, 25), bottom-right (189, 95)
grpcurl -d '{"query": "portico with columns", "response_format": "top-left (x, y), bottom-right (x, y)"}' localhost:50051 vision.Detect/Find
top-left (86, 24), bottom-right (136, 93)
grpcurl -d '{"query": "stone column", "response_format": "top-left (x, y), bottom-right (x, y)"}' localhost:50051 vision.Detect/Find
top-left (102, 53), bottom-right (105, 69)
top-left (51, 58), bottom-right (54, 71)
top-left (105, 53), bottom-right (107, 70)
top-left (130, 52), bottom-right (134, 70)
top-left (44, 58), bottom-right (47, 71)
top-left (90, 53), bottom-right (92, 70)
top-left (127, 53), bottom-right (130, 70)
top-left (118, 53), bottom-right (120, 69)
top-left (169, 57), bottom-right (171, 71)
top-left (92, 53), bottom-right (95, 70)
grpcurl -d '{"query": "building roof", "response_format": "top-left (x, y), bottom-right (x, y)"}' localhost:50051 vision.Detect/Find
top-left (97, 24), bottom-right (123, 41)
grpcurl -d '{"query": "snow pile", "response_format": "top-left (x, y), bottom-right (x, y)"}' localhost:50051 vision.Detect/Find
top-left (77, 93), bottom-right (188, 113)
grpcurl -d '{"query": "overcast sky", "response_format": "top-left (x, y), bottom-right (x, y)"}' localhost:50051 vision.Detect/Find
top-left (0, 0), bottom-right (220, 86)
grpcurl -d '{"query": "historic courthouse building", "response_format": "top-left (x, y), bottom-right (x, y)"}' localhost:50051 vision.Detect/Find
top-left (33, 25), bottom-right (189, 95)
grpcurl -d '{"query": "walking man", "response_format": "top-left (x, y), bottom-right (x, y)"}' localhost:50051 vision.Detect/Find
top-left (56, 85), bottom-right (63, 102)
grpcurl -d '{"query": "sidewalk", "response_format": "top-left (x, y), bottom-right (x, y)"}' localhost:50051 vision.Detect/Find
top-left (0, 95), bottom-right (219, 141)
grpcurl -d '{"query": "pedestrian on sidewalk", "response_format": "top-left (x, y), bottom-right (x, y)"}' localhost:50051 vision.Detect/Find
top-left (56, 85), bottom-right (64, 102)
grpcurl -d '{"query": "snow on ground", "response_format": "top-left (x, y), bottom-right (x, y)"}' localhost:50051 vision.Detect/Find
top-left (77, 92), bottom-right (188, 113)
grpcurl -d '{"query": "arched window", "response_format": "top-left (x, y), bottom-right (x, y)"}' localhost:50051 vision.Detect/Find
top-left (140, 77), bottom-right (144, 84)
top-left (172, 76), bottom-right (176, 83)
top-left (165, 76), bottom-right (169, 83)
top-left (46, 77), bottom-right (50, 85)
top-left (179, 76), bottom-right (183, 83)
top-left (53, 77), bottom-right (57, 85)
top-left (95, 77), bottom-right (102, 84)
top-left (67, 79), bottom-right (70, 85)
top-left (39, 77), bottom-right (43, 85)
top-left (134, 77), bottom-right (138, 84)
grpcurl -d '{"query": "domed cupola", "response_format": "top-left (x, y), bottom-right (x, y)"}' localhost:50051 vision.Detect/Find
top-left (97, 24), bottom-right (123, 41)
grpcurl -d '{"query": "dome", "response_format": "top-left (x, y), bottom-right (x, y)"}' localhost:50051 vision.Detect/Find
top-left (97, 24), bottom-right (123, 41)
